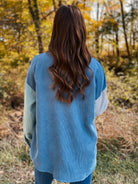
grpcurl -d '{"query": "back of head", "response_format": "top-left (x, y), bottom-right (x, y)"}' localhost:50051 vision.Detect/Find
top-left (48, 5), bottom-right (93, 105)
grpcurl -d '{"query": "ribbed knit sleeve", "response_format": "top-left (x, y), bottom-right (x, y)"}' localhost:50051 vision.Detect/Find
top-left (95, 61), bottom-right (108, 117)
top-left (23, 56), bottom-right (37, 147)
top-left (26, 56), bottom-right (37, 91)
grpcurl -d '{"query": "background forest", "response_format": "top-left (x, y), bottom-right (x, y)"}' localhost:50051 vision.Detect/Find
top-left (0, 0), bottom-right (138, 183)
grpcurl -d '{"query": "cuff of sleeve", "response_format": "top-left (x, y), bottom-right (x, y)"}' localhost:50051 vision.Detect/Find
top-left (24, 135), bottom-right (31, 148)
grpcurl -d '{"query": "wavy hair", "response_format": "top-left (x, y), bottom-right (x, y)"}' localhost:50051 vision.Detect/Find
top-left (48, 5), bottom-right (93, 105)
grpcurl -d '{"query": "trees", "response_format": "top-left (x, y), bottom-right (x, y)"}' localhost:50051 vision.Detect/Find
top-left (0, 0), bottom-right (137, 70)
top-left (0, 0), bottom-right (25, 55)
top-left (128, 0), bottom-right (138, 52)
top-left (28, 0), bottom-right (44, 53)
top-left (119, 0), bottom-right (132, 64)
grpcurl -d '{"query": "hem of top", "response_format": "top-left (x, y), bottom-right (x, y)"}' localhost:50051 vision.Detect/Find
top-left (33, 165), bottom-right (96, 183)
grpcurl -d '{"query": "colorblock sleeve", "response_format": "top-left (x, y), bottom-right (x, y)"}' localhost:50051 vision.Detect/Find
top-left (95, 61), bottom-right (108, 117)
top-left (23, 56), bottom-right (37, 147)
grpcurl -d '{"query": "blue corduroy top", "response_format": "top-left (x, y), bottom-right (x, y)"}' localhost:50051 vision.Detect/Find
top-left (23, 51), bottom-right (108, 182)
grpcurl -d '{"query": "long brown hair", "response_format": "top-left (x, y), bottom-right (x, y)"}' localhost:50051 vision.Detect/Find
top-left (48, 5), bottom-right (93, 105)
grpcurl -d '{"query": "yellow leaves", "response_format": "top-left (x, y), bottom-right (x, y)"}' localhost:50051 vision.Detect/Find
top-left (40, 0), bottom-right (53, 6)
top-left (78, 2), bottom-right (92, 11)
top-left (84, 6), bottom-right (92, 11)
top-left (91, 19), bottom-right (96, 24)
top-left (110, 18), bottom-right (117, 26)
top-left (84, 13), bottom-right (92, 22)
top-left (0, 43), bottom-right (5, 50)
top-left (90, 19), bottom-right (103, 29)
top-left (22, 7), bottom-right (29, 18)
top-left (10, 0), bottom-right (18, 2)
top-left (41, 6), bottom-right (51, 12)
top-left (0, 6), bottom-right (4, 13)
top-left (6, 0), bottom-right (22, 10)
top-left (28, 25), bottom-right (35, 32)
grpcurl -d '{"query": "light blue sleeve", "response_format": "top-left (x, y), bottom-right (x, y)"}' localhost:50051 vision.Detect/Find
top-left (95, 61), bottom-right (108, 117)
top-left (23, 56), bottom-right (37, 147)
top-left (23, 78), bottom-right (36, 147)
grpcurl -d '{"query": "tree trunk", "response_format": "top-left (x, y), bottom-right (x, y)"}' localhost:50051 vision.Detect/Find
top-left (119, 0), bottom-right (132, 64)
top-left (28, 0), bottom-right (44, 53)
top-left (130, 0), bottom-right (134, 54)
top-left (95, 2), bottom-right (99, 57)
top-left (100, 34), bottom-right (103, 55)
top-left (115, 25), bottom-right (120, 66)
top-left (112, 34), bottom-right (115, 56)
top-left (83, 0), bottom-right (86, 9)
top-left (108, 38), bottom-right (110, 57)
top-left (53, 0), bottom-right (56, 12)
top-left (95, 31), bottom-right (99, 55)
top-left (58, 0), bottom-right (62, 7)
top-left (133, 32), bottom-right (135, 50)
top-left (131, 0), bottom-right (135, 50)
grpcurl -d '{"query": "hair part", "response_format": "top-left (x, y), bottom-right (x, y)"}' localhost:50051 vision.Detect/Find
top-left (48, 5), bottom-right (93, 105)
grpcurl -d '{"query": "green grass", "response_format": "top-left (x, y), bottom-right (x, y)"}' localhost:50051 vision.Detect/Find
top-left (93, 150), bottom-right (138, 184)
top-left (0, 141), bottom-right (34, 184)
top-left (0, 140), bottom-right (137, 184)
